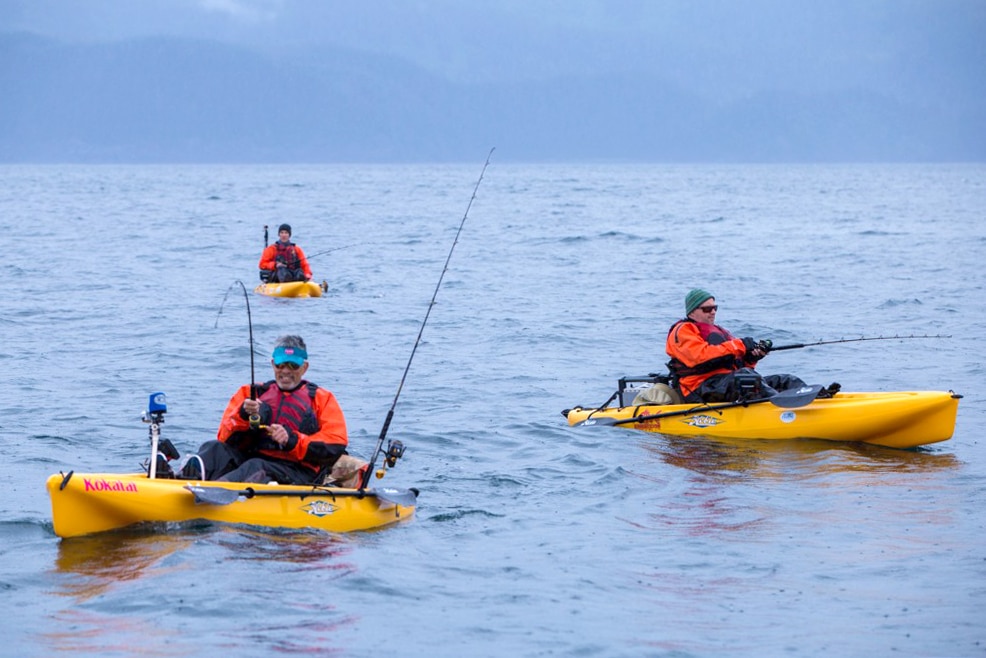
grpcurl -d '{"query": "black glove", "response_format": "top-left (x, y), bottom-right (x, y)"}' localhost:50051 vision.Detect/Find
top-left (742, 337), bottom-right (758, 354)
top-left (757, 339), bottom-right (773, 353)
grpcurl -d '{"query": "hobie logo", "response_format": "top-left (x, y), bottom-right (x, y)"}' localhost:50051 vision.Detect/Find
top-left (682, 414), bottom-right (721, 428)
top-left (302, 501), bottom-right (337, 517)
top-left (83, 478), bottom-right (139, 493)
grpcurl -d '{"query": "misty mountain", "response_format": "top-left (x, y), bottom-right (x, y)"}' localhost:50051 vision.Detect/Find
top-left (1, 31), bottom-right (982, 163)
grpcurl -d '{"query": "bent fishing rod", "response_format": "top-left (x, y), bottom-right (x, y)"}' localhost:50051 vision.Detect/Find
top-left (769, 334), bottom-right (951, 352)
top-left (360, 147), bottom-right (495, 491)
top-left (216, 280), bottom-right (262, 417)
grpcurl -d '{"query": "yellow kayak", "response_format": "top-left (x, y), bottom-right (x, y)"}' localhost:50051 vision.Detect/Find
top-left (46, 471), bottom-right (417, 539)
top-left (564, 390), bottom-right (961, 449)
top-left (254, 280), bottom-right (327, 298)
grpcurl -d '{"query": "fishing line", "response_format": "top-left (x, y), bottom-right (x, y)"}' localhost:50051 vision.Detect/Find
top-left (360, 147), bottom-right (495, 490)
top-left (215, 280), bottom-right (258, 400)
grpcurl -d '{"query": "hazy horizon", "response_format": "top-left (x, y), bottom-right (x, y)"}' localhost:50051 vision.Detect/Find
top-left (2, 0), bottom-right (984, 163)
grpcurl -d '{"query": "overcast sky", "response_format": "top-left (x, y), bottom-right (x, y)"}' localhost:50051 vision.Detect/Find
top-left (5, 0), bottom-right (984, 93)
top-left (2, 0), bottom-right (984, 162)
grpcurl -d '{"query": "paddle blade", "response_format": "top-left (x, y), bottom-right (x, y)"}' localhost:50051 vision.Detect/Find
top-left (571, 416), bottom-right (621, 427)
top-left (186, 485), bottom-right (241, 506)
top-left (373, 487), bottom-right (419, 507)
top-left (767, 384), bottom-right (823, 408)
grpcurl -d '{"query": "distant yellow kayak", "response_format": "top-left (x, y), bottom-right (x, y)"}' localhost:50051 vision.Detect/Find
top-left (46, 471), bottom-right (417, 539)
top-left (254, 280), bottom-right (327, 298)
top-left (564, 390), bottom-right (961, 449)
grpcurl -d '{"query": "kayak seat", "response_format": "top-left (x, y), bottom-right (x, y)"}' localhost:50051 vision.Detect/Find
top-left (631, 383), bottom-right (684, 406)
top-left (320, 454), bottom-right (369, 489)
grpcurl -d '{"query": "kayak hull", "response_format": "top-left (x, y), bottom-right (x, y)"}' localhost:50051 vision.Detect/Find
top-left (46, 472), bottom-right (415, 539)
top-left (564, 391), bottom-right (960, 449)
top-left (254, 281), bottom-right (324, 298)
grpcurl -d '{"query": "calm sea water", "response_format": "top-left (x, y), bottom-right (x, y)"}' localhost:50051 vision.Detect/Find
top-left (2, 162), bottom-right (984, 657)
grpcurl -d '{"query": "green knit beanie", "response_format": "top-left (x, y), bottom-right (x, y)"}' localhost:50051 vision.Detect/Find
top-left (685, 288), bottom-right (714, 315)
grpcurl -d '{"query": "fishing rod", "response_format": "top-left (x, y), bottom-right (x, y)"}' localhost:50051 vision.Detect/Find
top-left (359, 147), bottom-right (495, 491)
top-left (215, 280), bottom-right (261, 413)
top-left (306, 244), bottom-right (356, 260)
top-left (769, 334), bottom-right (951, 352)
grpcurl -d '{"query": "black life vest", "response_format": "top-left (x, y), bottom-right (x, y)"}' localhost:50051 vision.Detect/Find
top-left (273, 242), bottom-right (301, 270)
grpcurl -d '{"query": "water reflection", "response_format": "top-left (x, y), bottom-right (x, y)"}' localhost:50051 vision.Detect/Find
top-left (45, 525), bottom-right (357, 655)
top-left (641, 434), bottom-right (961, 481)
top-left (625, 434), bottom-right (963, 539)
top-left (52, 527), bottom-right (195, 601)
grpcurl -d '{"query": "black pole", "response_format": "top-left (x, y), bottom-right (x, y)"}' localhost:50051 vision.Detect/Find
top-left (770, 334), bottom-right (951, 352)
top-left (359, 148), bottom-right (495, 490)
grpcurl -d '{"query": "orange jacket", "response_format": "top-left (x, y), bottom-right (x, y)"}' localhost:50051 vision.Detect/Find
top-left (259, 242), bottom-right (312, 280)
top-left (665, 320), bottom-right (749, 399)
top-left (217, 382), bottom-right (347, 474)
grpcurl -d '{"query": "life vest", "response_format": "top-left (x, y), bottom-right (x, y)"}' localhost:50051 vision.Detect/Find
top-left (666, 319), bottom-right (743, 378)
top-left (273, 242), bottom-right (301, 270)
top-left (255, 380), bottom-right (320, 435)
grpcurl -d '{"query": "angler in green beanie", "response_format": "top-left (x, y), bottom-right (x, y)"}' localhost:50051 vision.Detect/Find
top-left (684, 288), bottom-right (714, 315)
top-left (665, 288), bottom-right (819, 403)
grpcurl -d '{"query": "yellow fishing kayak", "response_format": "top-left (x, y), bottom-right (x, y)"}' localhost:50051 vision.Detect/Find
top-left (46, 471), bottom-right (417, 539)
top-left (564, 390), bottom-right (961, 449)
top-left (254, 280), bottom-right (327, 298)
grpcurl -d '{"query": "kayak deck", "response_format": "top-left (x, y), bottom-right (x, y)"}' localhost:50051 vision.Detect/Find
top-left (46, 471), bottom-right (416, 539)
top-left (564, 390), bottom-right (960, 449)
top-left (254, 281), bottom-right (326, 298)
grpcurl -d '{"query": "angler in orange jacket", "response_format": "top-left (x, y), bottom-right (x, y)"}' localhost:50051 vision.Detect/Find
top-left (259, 223), bottom-right (313, 283)
top-left (180, 335), bottom-right (349, 484)
top-left (666, 288), bottom-right (806, 403)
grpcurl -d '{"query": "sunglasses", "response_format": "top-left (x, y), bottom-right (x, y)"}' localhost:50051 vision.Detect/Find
top-left (698, 305), bottom-right (718, 313)
top-left (274, 361), bottom-right (301, 371)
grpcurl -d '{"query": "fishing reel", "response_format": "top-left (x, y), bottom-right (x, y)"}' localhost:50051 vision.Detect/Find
top-left (374, 440), bottom-right (406, 479)
top-left (385, 440), bottom-right (405, 467)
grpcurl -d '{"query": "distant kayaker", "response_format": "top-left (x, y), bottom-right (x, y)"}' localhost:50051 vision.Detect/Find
top-left (178, 335), bottom-right (352, 484)
top-left (666, 288), bottom-right (813, 403)
top-left (259, 223), bottom-right (313, 283)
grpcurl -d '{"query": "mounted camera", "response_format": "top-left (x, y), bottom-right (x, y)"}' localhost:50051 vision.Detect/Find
top-left (142, 391), bottom-right (167, 423)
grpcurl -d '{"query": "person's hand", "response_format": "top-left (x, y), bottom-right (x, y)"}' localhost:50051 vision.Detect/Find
top-left (267, 423), bottom-right (289, 448)
top-left (757, 339), bottom-right (773, 353)
top-left (742, 337), bottom-right (766, 359)
top-left (240, 399), bottom-right (271, 427)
